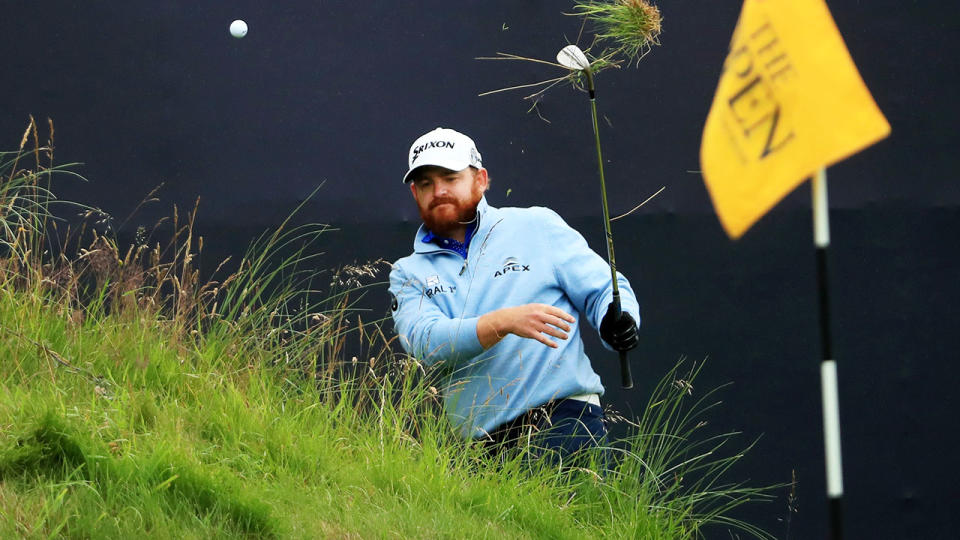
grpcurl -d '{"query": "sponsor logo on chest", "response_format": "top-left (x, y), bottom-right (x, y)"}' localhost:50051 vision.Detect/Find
top-left (423, 275), bottom-right (456, 298)
top-left (493, 257), bottom-right (530, 278)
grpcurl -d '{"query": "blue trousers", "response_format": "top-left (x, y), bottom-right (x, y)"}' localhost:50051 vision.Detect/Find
top-left (483, 398), bottom-right (610, 467)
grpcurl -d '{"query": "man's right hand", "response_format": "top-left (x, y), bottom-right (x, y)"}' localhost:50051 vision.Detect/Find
top-left (477, 304), bottom-right (576, 349)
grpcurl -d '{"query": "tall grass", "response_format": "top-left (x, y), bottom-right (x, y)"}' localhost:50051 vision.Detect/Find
top-left (0, 123), bottom-right (777, 538)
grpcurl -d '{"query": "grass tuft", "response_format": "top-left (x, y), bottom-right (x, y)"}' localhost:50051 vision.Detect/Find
top-left (478, 1), bottom-right (663, 117)
top-left (572, 0), bottom-right (663, 67)
top-left (0, 411), bottom-right (87, 481)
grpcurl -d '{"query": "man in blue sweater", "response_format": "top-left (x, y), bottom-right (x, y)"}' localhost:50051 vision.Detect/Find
top-left (389, 127), bottom-right (640, 460)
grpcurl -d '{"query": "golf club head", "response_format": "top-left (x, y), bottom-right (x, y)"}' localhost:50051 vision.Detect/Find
top-left (556, 44), bottom-right (590, 71)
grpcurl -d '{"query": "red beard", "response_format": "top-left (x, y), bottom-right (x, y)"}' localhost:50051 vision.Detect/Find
top-left (419, 187), bottom-right (483, 237)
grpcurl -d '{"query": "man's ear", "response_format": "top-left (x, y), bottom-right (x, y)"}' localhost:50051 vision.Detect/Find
top-left (409, 181), bottom-right (418, 201)
top-left (475, 168), bottom-right (490, 192)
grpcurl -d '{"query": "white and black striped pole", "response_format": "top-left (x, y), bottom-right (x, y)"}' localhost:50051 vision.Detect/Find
top-left (813, 167), bottom-right (844, 539)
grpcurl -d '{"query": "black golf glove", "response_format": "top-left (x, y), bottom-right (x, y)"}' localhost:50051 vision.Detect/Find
top-left (600, 302), bottom-right (638, 352)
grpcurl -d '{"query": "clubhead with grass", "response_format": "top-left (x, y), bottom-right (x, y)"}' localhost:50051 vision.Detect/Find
top-left (556, 44), bottom-right (591, 71)
top-left (556, 44), bottom-right (633, 389)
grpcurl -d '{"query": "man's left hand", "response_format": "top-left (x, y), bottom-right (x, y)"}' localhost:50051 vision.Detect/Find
top-left (600, 302), bottom-right (638, 352)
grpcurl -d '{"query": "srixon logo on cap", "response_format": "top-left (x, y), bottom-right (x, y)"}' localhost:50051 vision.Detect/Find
top-left (410, 140), bottom-right (455, 163)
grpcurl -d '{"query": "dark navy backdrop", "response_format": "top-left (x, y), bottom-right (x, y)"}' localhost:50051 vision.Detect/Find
top-left (4, 2), bottom-right (958, 537)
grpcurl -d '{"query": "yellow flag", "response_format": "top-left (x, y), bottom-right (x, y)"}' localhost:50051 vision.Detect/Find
top-left (700, 0), bottom-right (891, 239)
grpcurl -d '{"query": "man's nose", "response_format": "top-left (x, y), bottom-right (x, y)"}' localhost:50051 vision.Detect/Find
top-left (433, 182), bottom-right (447, 197)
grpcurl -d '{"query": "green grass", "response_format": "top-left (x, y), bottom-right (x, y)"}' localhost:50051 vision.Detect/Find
top-left (572, 0), bottom-right (662, 67)
top-left (478, 1), bottom-right (663, 130)
top-left (0, 285), bottom-right (619, 538)
top-left (0, 121), bottom-right (777, 538)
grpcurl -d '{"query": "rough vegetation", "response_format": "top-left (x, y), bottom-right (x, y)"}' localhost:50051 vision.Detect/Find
top-left (0, 120), bottom-right (776, 538)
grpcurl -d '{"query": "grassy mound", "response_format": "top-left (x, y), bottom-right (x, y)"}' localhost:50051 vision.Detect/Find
top-left (0, 119), bottom-right (776, 538)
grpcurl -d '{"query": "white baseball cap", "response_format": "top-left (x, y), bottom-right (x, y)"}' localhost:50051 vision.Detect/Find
top-left (402, 127), bottom-right (483, 183)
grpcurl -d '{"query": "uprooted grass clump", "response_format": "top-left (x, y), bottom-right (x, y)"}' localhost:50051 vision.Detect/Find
top-left (478, 0), bottom-right (663, 108)
top-left (572, 0), bottom-right (663, 67)
top-left (0, 121), bottom-right (777, 538)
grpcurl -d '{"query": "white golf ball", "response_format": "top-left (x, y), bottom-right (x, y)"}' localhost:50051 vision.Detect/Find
top-left (229, 19), bottom-right (248, 39)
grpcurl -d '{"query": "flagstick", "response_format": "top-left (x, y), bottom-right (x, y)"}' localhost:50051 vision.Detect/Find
top-left (813, 167), bottom-right (844, 539)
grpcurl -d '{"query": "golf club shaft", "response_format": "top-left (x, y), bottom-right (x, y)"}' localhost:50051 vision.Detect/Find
top-left (585, 70), bottom-right (633, 389)
top-left (585, 71), bottom-right (619, 297)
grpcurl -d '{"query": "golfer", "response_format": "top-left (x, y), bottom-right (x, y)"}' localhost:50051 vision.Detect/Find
top-left (389, 127), bottom-right (640, 459)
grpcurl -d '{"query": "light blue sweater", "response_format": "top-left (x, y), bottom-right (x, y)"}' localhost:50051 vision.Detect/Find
top-left (388, 197), bottom-right (641, 439)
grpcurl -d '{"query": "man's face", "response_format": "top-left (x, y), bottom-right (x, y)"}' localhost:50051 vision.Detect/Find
top-left (409, 166), bottom-right (489, 237)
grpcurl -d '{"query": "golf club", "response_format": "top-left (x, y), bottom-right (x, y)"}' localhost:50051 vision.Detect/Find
top-left (557, 44), bottom-right (634, 389)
